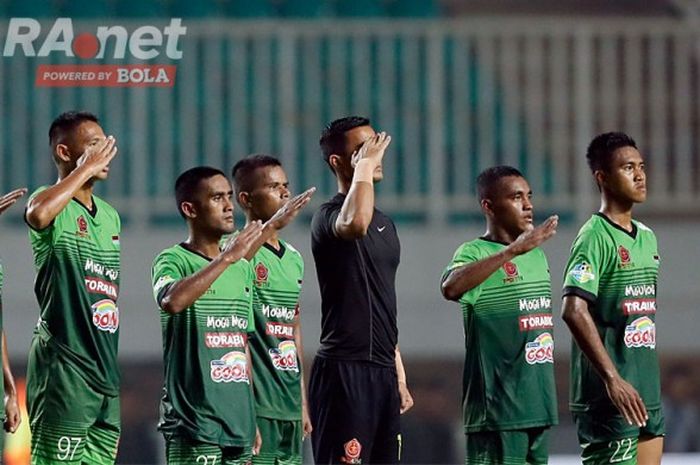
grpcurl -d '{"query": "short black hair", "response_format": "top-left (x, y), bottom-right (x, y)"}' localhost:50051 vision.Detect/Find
top-left (476, 165), bottom-right (524, 200)
top-left (49, 111), bottom-right (99, 146)
top-left (586, 132), bottom-right (637, 172)
top-left (174, 166), bottom-right (226, 218)
top-left (319, 116), bottom-right (371, 165)
top-left (231, 154), bottom-right (282, 199)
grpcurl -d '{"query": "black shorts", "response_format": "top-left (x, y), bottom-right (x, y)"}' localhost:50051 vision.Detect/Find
top-left (309, 357), bottom-right (402, 464)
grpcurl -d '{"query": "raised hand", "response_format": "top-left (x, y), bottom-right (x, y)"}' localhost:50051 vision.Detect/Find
top-left (508, 215), bottom-right (558, 256)
top-left (0, 188), bottom-right (27, 215)
top-left (605, 376), bottom-right (648, 427)
top-left (267, 187), bottom-right (316, 231)
top-left (221, 220), bottom-right (264, 263)
top-left (351, 131), bottom-right (392, 169)
top-left (76, 135), bottom-right (118, 177)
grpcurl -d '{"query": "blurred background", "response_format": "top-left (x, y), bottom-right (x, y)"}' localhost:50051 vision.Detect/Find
top-left (1, 0), bottom-right (700, 463)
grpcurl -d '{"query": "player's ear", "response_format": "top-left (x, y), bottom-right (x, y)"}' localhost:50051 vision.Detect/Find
top-left (593, 169), bottom-right (606, 190)
top-left (328, 154), bottom-right (342, 173)
top-left (180, 201), bottom-right (196, 219)
top-left (54, 144), bottom-right (71, 163)
top-left (480, 198), bottom-right (493, 216)
top-left (238, 191), bottom-right (252, 210)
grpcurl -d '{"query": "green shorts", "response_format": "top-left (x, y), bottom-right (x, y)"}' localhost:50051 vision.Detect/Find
top-left (252, 417), bottom-right (303, 465)
top-left (465, 427), bottom-right (550, 465)
top-left (573, 407), bottom-right (665, 465)
top-left (26, 340), bottom-right (120, 465)
top-left (166, 436), bottom-right (252, 465)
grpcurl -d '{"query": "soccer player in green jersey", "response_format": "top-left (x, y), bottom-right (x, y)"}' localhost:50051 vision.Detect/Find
top-left (441, 166), bottom-right (559, 465)
top-left (152, 167), bottom-right (313, 465)
top-left (232, 155), bottom-right (314, 465)
top-left (24, 111), bottom-right (120, 465)
top-left (562, 133), bottom-right (664, 465)
top-left (0, 187), bottom-right (27, 446)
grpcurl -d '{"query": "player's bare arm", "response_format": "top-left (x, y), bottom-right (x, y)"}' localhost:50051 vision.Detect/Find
top-left (442, 216), bottom-right (558, 301)
top-left (0, 188), bottom-right (28, 215)
top-left (2, 330), bottom-right (20, 433)
top-left (293, 314), bottom-right (313, 437)
top-left (26, 136), bottom-right (117, 230)
top-left (159, 221), bottom-right (263, 314)
top-left (334, 132), bottom-right (391, 240)
top-left (395, 346), bottom-right (413, 414)
top-left (243, 187), bottom-right (316, 261)
top-left (562, 294), bottom-right (648, 427)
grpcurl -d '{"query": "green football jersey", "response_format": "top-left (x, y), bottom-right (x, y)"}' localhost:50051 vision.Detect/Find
top-left (444, 238), bottom-right (558, 433)
top-left (152, 243), bottom-right (256, 447)
top-left (563, 213), bottom-right (661, 413)
top-left (27, 187), bottom-right (121, 395)
top-left (249, 240), bottom-right (304, 421)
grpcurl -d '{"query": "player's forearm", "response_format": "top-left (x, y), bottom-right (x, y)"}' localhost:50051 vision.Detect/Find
top-left (395, 346), bottom-right (407, 384)
top-left (293, 319), bottom-right (308, 405)
top-left (25, 165), bottom-right (94, 229)
top-left (160, 257), bottom-right (231, 314)
top-left (2, 332), bottom-right (17, 398)
top-left (562, 295), bottom-right (620, 383)
top-left (335, 160), bottom-right (375, 239)
top-left (441, 248), bottom-right (516, 301)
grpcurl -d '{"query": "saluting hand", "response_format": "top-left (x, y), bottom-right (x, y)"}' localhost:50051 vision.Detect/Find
top-left (0, 188), bottom-right (27, 215)
top-left (351, 131), bottom-right (392, 170)
top-left (76, 135), bottom-right (118, 177)
top-left (508, 215), bottom-right (558, 256)
top-left (267, 187), bottom-right (316, 231)
top-left (221, 221), bottom-right (264, 264)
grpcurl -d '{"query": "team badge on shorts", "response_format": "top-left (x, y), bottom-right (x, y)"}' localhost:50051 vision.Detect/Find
top-left (341, 438), bottom-right (362, 464)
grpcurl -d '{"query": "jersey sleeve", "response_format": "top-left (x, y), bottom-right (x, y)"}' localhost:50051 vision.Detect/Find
top-left (311, 202), bottom-right (341, 242)
top-left (25, 186), bottom-right (57, 245)
top-left (151, 249), bottom-right (185, 308)
top-left (442, 241), bottom-right (484, 306)
top-left (562, 229), bottom-right (607, 303)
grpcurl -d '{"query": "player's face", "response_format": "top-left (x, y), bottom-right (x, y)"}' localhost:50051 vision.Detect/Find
top-left (344, 125), bottom-right (384, 182)
top-left (246, 165), bottom-right (290, 222)
top-left (68, 121), bottom-right (108, 179)
top-left (193, 174), bottom-right (235, 235)
top-left (600, 146), bottom-right (647, 204)
top-left (486, 176), bottom-right (534, 235)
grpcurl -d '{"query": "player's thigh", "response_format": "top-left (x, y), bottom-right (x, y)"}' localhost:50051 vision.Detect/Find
top-left (637, 436), bottom-right (663, 465)
top-left (253, 418), bottom-right (302, 465)
top-left (465, 429), bottom-right (532, 465)
top-left (82, 396), bottom-right (121, 465)
top-left (525, 427), bottom-right (550, 465)
top-left (166, 436), bottom-right (223, 465)
top-left (370, 376), bottom-right (401, 465)
top-left (28, 354), bottom-right (105, 464)
top-left (222, 446), bottom-right (252, 465)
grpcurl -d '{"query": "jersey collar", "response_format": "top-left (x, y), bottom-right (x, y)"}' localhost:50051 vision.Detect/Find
top-left (595, 212), bottom-right (638, 240)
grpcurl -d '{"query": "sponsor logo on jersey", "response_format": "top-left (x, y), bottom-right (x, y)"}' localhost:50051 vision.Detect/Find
top-left (622, 298), bottom-right (656, 315)
top-left (624, 284), bottom-right (655, 297)
top-left (570, 262), bottom-right (595, 284)
top-left (154, 275), bottom-right (175, 293)
top-left (617, 245), bottom-right (634, 269)
top-left (502, 261), bottom-right (523, 284)
top-left (255, 262), bottom-right (269, 287)
top-left (206, 315), bottom-right (248, 330)
top-left (624, 316), bottom-right (656, 349)
top-left (205, 332), bottom-right (246, 348)
top-left (210, 351), bottom-right (249, 383)
top-left (76, 215), bottom-right (88, 237)
top-left (525, 332), bottom-right (554, 364)
top-left (85, 276), bottom-right (118, 299)
top-left (519, 313), bottom-right (554, 331)
top-left (266, 322), bottom-right (294, 339)
top-left (341, 438), bottom-right (362, 464)
top-left (519, 296), bottom-right (552, 312)
top-left (269, 340), bottom-right (299, 372)
top-left (91, 299), bottom-right (119, 333)
top-left (261, 304), bottom-right (295, 321)
top-left (84, 258), bottom-right (119, 280)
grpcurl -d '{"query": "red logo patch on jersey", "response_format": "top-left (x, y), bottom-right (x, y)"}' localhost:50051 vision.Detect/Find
top-left (255, 262), bottom-right (269, 286)
top-left (502, 261), bottom-right (522, 283)
top-left (341, 438), bottom-right (362, 464)
top-left (76, 215), bottom-right (88, 236)
top-left (618, 245), bottom-right (630, 263)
